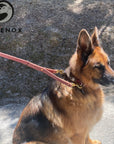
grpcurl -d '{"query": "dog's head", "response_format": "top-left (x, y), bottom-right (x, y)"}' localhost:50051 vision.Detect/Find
top-left (70, 27), bottom-right (114, 87)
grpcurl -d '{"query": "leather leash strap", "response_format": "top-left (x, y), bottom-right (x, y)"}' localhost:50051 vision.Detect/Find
top-left (0, 52), bottom-right (82, 89)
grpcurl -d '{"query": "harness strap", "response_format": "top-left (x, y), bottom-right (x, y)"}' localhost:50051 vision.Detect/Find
top-left (0, 52), bottom-right (82, 89)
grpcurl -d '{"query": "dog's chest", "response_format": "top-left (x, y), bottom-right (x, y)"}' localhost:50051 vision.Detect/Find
top-left (66, 91), bottom-right (104, 132)
top-left (78, 93), bottom-right (103, 130)
top-left (85, 100), bottom-right (103, 128)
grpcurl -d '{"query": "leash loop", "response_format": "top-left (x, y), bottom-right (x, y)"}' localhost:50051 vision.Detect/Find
top-left (56, 69), bottom-right (64, 74)
top-left (72, 83), bottom-right (82, 89)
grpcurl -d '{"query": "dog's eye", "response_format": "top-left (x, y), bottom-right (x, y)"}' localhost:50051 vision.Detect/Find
top-left (94, 63), bottom-right (105, 71)
top-left (94, 64), bottom-right (101, 69)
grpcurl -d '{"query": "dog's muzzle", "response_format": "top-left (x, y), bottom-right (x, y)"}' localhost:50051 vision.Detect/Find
top-left (94, 73), bottom-right (114, 86)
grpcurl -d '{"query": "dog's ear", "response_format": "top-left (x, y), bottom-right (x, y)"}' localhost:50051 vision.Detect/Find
top-left (91, 27), bottom-right (99, 46)
top-left (77, 29), bottom-right (93, 66)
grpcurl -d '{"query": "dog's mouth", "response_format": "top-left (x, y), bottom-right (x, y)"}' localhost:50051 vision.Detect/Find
top-left (93, 73), bottom-right (114, 86)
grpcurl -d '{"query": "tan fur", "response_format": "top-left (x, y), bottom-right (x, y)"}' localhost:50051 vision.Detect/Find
top-left (13, 27), bottom-right (114, 144)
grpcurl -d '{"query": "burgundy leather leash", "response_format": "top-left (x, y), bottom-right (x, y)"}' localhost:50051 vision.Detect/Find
top-left (0, 52), bottom-right (82, 89)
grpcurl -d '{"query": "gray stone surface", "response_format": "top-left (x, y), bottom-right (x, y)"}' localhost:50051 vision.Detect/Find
top-left (0, 97), bottom-right (30, 144)
top-left (0, 0), bottom-right (114, 97)
top-left (0, 0), bottom-right (114, 144)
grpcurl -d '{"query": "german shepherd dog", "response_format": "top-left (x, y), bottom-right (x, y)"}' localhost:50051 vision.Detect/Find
top-left (13, 27), bottom-right (114, 144)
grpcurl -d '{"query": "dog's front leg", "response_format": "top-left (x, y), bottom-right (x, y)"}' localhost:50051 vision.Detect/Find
top-left (86, 136), bottom-right (101, 144)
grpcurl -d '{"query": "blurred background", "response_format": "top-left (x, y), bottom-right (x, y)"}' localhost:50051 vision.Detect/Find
top-left (0, 0), bottom-right (114, 144)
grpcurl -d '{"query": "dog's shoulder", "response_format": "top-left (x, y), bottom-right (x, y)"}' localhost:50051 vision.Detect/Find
top-left (13, 88), bottom-right (62, 143)
top-left (17, 84), bottom-right (63, 127)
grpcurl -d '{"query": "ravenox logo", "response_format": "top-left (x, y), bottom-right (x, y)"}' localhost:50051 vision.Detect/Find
top-left (0, 0), bottom-right (14, 23)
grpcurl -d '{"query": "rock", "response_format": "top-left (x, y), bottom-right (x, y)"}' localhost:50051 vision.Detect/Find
top-left (0, 0), bottom-right (114, 98)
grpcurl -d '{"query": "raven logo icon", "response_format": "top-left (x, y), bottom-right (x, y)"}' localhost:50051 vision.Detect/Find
top-left (0, 1), bottom-right (14, 23)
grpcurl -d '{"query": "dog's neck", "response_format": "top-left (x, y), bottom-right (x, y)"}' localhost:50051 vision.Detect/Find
top-left (63, 67), bottom-right (82, 85)
top-left (62, 67), bottom-right (84, 92)
top-left (63, 67), bottom-right (101, 93)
